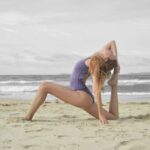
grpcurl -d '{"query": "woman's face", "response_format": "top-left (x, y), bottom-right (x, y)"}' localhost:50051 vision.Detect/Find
top-left (100, 48), bottom-right (113, 61)
top-left (101, 48), bottom-right (117, 61)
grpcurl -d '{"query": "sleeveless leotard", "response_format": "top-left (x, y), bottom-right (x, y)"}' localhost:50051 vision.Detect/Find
top-left (70, 57), bottom-right (94, 104)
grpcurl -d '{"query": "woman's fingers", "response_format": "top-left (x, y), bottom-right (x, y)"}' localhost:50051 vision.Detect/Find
top-left (100, 119), bottom-right (108, 124)
top-left (99, 113), bottom-right (109, 124)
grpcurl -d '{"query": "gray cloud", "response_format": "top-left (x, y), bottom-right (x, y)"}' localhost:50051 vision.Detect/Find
top-left (1, 0), bottom-right (150, 23)
top-left (0, 0), bottom-right (150, 74)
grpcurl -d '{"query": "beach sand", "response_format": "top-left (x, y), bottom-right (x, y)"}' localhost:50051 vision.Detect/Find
top-left (0, 99), bottom-right (150, 150)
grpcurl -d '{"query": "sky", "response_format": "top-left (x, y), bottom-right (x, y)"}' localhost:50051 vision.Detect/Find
top-left (0, 0), bottom-right (150, 75)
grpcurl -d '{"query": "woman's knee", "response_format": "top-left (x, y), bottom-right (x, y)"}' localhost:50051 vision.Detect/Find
top-left (112, 115), bottom-right (119, 120)
top-left (39, 81), bottom-right (51, 93)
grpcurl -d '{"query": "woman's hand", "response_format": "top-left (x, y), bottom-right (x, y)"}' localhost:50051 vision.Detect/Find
top-left (99, 112), bottom-right (108, 124)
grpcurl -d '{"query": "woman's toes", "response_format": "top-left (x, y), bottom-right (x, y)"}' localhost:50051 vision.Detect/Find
top-left (108, 74), bottom-right (118, 86)
top-left (22, 116), bottom-right (32, 121)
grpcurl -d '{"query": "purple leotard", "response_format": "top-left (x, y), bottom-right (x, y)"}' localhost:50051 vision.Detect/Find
top-left (70, 57), bottom-right (94, 104)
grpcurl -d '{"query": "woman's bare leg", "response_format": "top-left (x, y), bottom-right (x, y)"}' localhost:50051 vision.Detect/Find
top-left (24, 81), bottom-right (93, 120)
top-left (109, 83), bottom-right (118, 118)
top-left (83, 73), bottom-right (119, 120)
top-left (24, 83), bottom-right (47, 120)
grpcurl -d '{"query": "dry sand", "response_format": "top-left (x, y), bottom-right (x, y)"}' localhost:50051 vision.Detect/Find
top-left (0, 99), bottom-right (150, 150)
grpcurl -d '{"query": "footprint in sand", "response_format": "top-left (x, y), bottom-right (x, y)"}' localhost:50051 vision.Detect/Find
top-left (3, 139), bottom-right (12, 149)
top-left (114, 138), bottom-right (150, 150)
top-left (120, 113), bottom-right (150, 121)
top-left (57, 135), bottom-right (70, 138)
top-left (23, 145), bottom-right (38, 149)
top-left (25, 128), bottom-right (43, 133)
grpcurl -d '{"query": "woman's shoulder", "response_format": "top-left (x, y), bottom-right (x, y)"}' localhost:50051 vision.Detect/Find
top-left (89, 51), bottom-right (100, 58)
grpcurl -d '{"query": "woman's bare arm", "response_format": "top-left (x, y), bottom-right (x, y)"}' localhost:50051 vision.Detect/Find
top-left (103, 40), bottom-right (120, 73)
top-left (92, 68), bottom-right (108, 124)
top-left (103, 40), bottom-right (118, 61)
top-left (91, 40), bottom-right (120, 73)
top-left (90, 40), bottom-right (117, 60)
top-left (92, 75), bottom-right (102, 108)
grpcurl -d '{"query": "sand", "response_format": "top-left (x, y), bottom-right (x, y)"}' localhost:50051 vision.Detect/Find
top-left (0, 99), bottom-right (150, 150)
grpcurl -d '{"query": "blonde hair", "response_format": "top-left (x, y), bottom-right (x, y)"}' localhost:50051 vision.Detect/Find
top-left (88, 56), bottom-right (116, 91)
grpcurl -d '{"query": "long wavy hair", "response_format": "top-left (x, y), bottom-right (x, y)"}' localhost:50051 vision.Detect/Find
top-left (88, 55), bottom-right (117, 91)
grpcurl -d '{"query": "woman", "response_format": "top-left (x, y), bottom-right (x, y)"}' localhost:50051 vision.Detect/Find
top-left (24, 40), bottom-right (120, 124)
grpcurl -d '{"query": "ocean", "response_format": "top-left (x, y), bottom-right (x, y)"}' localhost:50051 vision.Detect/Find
top-left (0, 73), bottom-right (150, 102)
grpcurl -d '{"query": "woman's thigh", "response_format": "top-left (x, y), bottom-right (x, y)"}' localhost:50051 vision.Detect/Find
top-left (41, 81), bottom-right (93, 109)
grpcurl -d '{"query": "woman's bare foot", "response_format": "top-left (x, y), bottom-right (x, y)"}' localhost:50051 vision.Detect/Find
top-left (108, 73), bottom-right (118, 87)
top-left (22, 116), bottom-right (32, 121)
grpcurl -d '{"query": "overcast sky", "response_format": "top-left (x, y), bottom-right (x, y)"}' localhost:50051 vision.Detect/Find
top-left (0, 0), bottom-right (150, 75)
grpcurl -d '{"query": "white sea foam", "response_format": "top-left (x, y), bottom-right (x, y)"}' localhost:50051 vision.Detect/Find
top-left (0, 86), bottom-right (38, 92)
top-left (0, 80), bottom-right (54, 85)
top-left (88, 79), bottom-right (150, 86)
top-left (102, 92), bottom-right (150, 96)
top-left (118, 79), bottom-right (150, 85)
top-left (1, 79), bottom-right (150, 86)
top-left (0, 82), bottom-right (69, 93)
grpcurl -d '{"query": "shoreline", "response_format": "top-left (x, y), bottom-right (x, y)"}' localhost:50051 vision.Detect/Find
top-left (0, 97), bottom-right (150, 103)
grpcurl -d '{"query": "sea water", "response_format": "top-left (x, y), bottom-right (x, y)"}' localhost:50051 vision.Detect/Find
top-left (0, 73), bottom-right (150, 102)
